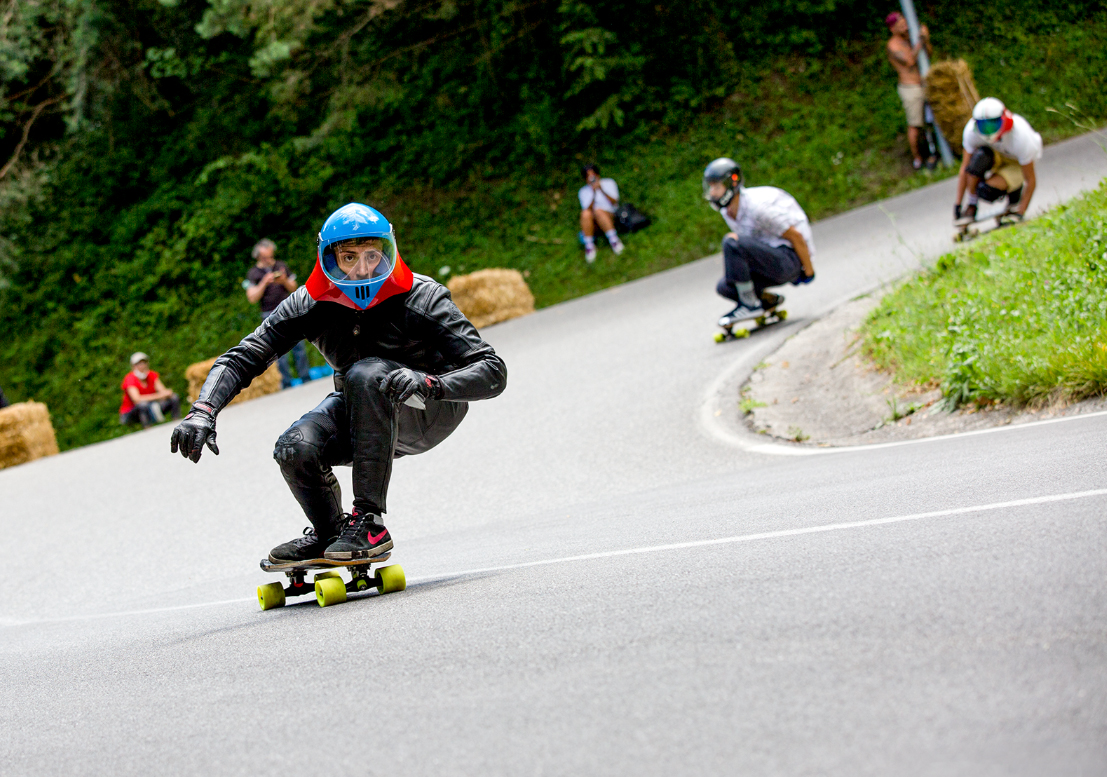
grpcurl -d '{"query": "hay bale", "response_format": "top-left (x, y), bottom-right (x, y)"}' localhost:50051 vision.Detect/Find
top-left (0, 401), bottom-right (59, 470)
top-left (186, 358), bottom-right (282, 405)
top-left (926, 59), bottom-right (979, 155)
top-left (447, 268), bottom-right (535, 329)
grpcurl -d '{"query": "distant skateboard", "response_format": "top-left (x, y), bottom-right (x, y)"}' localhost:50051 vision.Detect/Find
top-left (714, 296), bottom-right (788, 343)
top-left (954, 211), bottom-right (1023, 243)
top-left (257, 554), bottom-right (406, 610)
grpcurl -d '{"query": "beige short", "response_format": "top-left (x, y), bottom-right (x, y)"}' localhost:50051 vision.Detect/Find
top-left (896, 83), bottom-right (926, 128)
top-left (990, 158), bottom-right (1025, 191)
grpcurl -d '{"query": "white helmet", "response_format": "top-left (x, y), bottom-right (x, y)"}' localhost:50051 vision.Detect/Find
top-left (972, 97), bottom-right (1010, 141)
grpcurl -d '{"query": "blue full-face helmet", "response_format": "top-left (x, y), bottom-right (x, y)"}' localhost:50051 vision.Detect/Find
top-left (316, 203), bottom-right (398, 309)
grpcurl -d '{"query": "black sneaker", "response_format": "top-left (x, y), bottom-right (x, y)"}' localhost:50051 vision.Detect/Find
top-left (760, 291), bottom-right (784, 310)
top-left (718, 302), bottom-right (762, 328)
top-left (324, 511), bottom-right (394, 560)
top-left (269, 527), bottom-right (334, 564)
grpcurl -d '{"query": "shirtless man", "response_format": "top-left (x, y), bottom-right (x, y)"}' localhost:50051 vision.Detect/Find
top-left (886, 12), bottom-right (933, 170)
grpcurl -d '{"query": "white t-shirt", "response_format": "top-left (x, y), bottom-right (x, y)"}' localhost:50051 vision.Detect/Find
top-left (721, 186), bottom-right (815, 261)
top-left (578, 179), bottom-right (620, 213)
top-left (962, 113), bottom-right (1043, 166)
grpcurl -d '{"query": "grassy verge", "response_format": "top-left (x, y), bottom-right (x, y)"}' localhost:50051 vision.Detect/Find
top-left (860, 179), bottom-right (1107, 409)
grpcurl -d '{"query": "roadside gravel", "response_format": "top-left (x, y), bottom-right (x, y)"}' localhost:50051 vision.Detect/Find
top-left (742, 293), bottom-right (1107, 446)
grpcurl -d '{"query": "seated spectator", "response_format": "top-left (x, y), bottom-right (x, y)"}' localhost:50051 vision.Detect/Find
top-left (578, 164), bottom-right (624, 264)
top-left (120, 352), bottom-right (180, 427)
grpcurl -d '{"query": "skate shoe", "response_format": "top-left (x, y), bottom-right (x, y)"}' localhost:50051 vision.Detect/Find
top-left (324, 511), bottom-right (394, 560)
top-left (760, 291), bottom-right (784, 310)
top-left (718, 302), bottom-right (762, 328)
top-left (610, 237), bottom-right (625, 255)
top-left (954, 203), bottom-right (977, 227)
top-left (584, 245), bottom-right (597, 263)
top-left (269, 527), bottom-right (334, 564)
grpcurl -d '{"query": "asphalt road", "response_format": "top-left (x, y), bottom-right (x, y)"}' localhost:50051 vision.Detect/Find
top-left (2, 132), bottom-right (1106, 776)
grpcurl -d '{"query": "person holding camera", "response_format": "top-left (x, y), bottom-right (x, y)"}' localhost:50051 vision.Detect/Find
top-left (244, 238), bottom-right (312, 389)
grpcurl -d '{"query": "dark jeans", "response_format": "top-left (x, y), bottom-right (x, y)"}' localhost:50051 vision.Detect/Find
top-left (716, 235), bottom-right (802, 301)
top-left (262, 310), bottom-right (311, 388)
top-left (272, 357), bottom-right (468, 533)
top-left (120, 395), bottom-right (181, 427)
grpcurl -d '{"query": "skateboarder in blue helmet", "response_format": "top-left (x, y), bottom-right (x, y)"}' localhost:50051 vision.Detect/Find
top-left (702, 157), bottom-right (816, 328)
top-left (170, 203), bottom-right (507, 565)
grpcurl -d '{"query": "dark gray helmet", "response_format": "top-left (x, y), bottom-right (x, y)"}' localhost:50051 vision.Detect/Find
top-left (703, 157), bottom-right (743, 211)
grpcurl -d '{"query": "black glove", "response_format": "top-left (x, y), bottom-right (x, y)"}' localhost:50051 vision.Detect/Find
top-left (380, 368), bottom-right (443, 406)
top-left (792, 271), bottom-right (815, 286)
top-left (954, 203), bottom-right (962, 221)
top-left (170, 403), bottom-right (219, 463)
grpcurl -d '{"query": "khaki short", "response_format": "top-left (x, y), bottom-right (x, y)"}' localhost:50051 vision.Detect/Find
top-left (990, 157), bottom-right (1024, 191)
top-left (896, 83), bottom-right (926, 128)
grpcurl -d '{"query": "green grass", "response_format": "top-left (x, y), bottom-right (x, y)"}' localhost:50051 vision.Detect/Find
top-left (860, 179), bottom-right (1107, 409)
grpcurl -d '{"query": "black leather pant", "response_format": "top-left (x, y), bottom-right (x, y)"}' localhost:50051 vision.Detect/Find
top-left (717, 235), bottom-right (802, 300)
top-left (272, 357), bottom-right (467, 534)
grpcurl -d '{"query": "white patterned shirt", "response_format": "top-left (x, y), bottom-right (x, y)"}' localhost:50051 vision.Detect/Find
top-left (721, 186), bottom-right (815, 260)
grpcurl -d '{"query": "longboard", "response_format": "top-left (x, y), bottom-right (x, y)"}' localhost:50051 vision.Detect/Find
top-left (954, 212), bottom-right (1022, 243)
top-left (257, 553), bottom-right (406, 610)
top-left (714, 304), bottom-right (788, 343)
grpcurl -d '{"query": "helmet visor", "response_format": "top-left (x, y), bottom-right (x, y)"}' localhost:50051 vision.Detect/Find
top-left (976, 117), bottom-right (1003, 137)
top-left (321, 236), bottom-right (396, 283)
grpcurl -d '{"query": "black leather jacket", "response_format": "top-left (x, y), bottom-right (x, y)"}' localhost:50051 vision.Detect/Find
top-left (196, 274), bottom-right (507, 413)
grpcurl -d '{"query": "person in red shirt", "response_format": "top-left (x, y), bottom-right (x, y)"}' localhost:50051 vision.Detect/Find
top-left (120, 352), bottom-right (180, 427)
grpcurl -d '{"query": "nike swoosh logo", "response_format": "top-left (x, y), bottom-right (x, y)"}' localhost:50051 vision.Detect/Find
top-left (367, 529), bottom-right (388, 543)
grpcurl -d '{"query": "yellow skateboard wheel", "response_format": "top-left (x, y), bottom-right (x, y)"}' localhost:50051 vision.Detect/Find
top-left (778, 309), bottom-right (788, 320)
top-left (755, 315), bottom-right (766, 327)
top-left (314, 570), bottom-right (342, 583)
top-left (734, 328), bottom-right (750, 339)
top-left (376, 564), bottom-right (407, 594)
top-left (713, 332), bottom-right (726, 343)
top-left (315, 577), bottom-right (347, 607)
top-left (258, 582), bottom-right (286, 611)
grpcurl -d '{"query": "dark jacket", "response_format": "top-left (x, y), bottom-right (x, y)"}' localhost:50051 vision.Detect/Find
top-left (197, 275), bottom-right (507, 412)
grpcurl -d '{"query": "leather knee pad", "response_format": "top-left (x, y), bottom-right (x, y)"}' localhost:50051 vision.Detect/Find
top-left (273, 425), bottom-right (327, 474)
top-left (1006, 186), bottom-right (1023, 206)
top-left (966, 147), bottom-right (995, 179)
top-left (344, 358), bottom-right (394, 394)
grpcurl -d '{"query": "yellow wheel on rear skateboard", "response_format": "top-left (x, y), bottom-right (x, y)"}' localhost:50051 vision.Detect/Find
top-left (376, 564), bottom-right (407, 594)
top-left (755, 315), bottom-right (766, 327)
top-left (314, 570), bottom-right (342, 583)
top-left (315, 577), bottom-right (347, 607)
top-left (258, 582), bottom-right (286, 611)
top-left (734, 328), bottom-right (750, 339)
top-left (778, 309), bottom-right (788, 320)
top-left (713, 332), bottom-right (726, 343)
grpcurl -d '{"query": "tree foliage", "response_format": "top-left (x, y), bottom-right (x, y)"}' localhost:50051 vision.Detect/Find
top-left (0, 0), bottom-right (1104, 449)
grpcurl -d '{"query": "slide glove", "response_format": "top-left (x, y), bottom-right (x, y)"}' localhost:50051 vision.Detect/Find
top-left (170, 403), bottom-right (219, 463)
top-left (954, 204), bottom-right (962, 221)
top-left (792, 271), bottom-right (815, 286)
top-left (381, 368), bottom-right (443, 409)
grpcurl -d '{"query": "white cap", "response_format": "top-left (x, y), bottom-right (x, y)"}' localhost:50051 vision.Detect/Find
top-left (130, 352), bottom-right (149, 365)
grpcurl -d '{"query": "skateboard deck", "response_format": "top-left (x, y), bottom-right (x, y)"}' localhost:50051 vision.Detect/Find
top-left (257, 553), bottom-right (406, 610)
top-left (954, 212), bottom-right (1022, 243)
top-left (714, 304), bottom-right (788, 343)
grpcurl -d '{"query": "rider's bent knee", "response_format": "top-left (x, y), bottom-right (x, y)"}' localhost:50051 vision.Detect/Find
top-left (976, 181), bottom-right (1006, 202)
top-left (344, 358), bottom-right (392, 392)
top-left (273, 424), bottom-right (325, 471)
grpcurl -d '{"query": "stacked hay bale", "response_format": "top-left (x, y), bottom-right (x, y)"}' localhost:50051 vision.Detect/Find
top-left (925, 59), bottom-right (980, 155)
top-left (0, 402), bottom-right (60, 470)
top-left (186, 359), bottom-right (282, 405)
top-left (446, 268), bottom-right (535, 329)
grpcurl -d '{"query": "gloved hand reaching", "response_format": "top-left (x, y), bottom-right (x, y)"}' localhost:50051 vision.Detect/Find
top-left (170, 403), bottom-right (219, 463)
top-left (954, 204), bottom-right (962, 221)
top-left (381, 368), bottom-right (443, 408)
